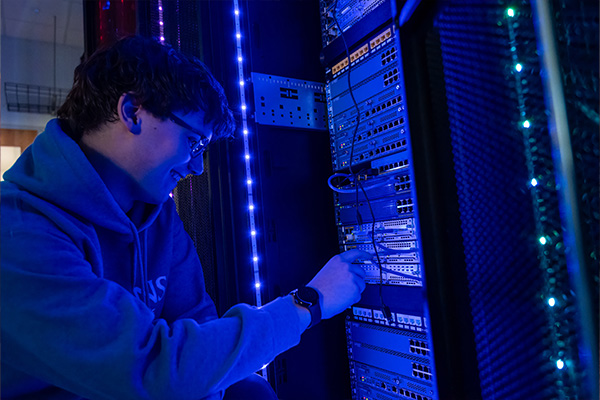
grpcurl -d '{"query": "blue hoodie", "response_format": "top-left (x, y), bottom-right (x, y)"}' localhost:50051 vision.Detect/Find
top-left (1, 119), bottom-right (303, 399)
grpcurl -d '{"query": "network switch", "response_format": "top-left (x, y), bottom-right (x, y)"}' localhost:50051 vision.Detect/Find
top-left (320, 0), bottom-right (388, 47)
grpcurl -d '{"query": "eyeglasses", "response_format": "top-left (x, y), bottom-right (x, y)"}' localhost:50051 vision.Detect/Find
top-left (168, 113), bottom-right (211, 158)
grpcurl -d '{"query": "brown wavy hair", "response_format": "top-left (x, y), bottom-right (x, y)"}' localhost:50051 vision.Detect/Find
top-left (57, 35), bottom-right (235, 141)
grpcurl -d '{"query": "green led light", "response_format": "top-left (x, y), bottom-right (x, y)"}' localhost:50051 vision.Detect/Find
top-left (556, 359), bottom-right (565, 369)
top-left (531, 178), bottom-right (538, 187)
top-left (515, 63), bottom-right (523, 72)
top-left (548, 297), bottom-right (556, 307)
top-left (539, 237), bottom-right (547, 245)
top-left (507, 8), bottom-right (515, 17)
top-left (523, 120), bottom-right (531, 128)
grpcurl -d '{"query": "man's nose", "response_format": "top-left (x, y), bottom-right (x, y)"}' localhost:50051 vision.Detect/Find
top-left (187, 154), bottom-right (205, 176)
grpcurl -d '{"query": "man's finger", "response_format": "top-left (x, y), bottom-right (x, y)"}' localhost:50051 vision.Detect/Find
top-left (339, 249), bottom-right (371, 263)
top-left (349, 264), bottom-right (366, 279)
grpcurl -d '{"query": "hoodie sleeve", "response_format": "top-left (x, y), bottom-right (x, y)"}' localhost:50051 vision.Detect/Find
top-left (1, 205), bottom-right (303, 400)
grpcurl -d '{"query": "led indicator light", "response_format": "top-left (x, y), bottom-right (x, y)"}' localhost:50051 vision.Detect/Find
top-left (523, 120), bottom-right (531, 128)
top-left (251, 230), bottom-right (256, 236)
top-left (556, 359), bottom-right (564, 369)
top-left (515, 63), bottom-right (523, 72)
top-left (245, 154), bottom-right (250, 160)
top-left (548, 297), bottom-right (556, 307)
top-left (238, 56), bottom-right (243, 62)
top-left (255, 282), bottom-right (261, 288)
top-left (241, 104), bottom-right (247, 110)
top-left (239, 80), bottom-right (245, 86)
top-left (253, 256), bottom-right (258, 262)
top-left (236, 33), bottom-right (241, 39)
top-left (235, 9), bottom-right (239, 15)
top-left (539, 237), bottom-right (547, 245)
top-left (243, 129), bottom-right (248, 135)
top-left (507, 8), bottom-right (515, 17)
top-left (160, 36), bottom-right (165, 42)
top-left (249, 204), bottom-right (255, 210)
top-left (531, 178), bottom-right (538, 187)
top-left (247, 179), bottom-right (252, 185)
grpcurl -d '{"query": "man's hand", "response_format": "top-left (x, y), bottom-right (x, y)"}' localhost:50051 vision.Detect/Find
top-left (306, 249), bottom-right (370, 320)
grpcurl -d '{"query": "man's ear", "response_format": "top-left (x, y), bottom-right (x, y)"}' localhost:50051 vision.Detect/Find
top-left (117, 93), bottom-right (141, 135)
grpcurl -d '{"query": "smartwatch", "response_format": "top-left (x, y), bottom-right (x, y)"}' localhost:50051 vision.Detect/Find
top-left (290, 286), bottom-right (322, 329)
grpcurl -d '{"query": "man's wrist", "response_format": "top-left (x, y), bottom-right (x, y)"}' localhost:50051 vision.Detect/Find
top-left (288, 294), bottom-right (311, 330)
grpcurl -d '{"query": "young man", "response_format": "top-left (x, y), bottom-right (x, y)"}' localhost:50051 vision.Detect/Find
top-left (1, 36), bottom-right (367, 399)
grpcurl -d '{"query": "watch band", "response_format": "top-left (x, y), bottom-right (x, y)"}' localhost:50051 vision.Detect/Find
top-left (291, 286), bottom-right (322, 329)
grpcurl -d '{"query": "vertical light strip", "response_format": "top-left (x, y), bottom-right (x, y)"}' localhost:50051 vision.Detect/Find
top-left (233, 0), bottom-right (262, 308)
top-left (158, 0), bottom-right (165, 42)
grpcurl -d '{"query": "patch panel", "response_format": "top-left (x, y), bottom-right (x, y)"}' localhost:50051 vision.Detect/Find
top-left (333, 111), bottom-right (405, 157)
top-left (346, 320), bottom-right (436, 398)
top-left (333, 120), bottom-right (407, 169)
top-left (336, 116), bottom-right (405, 149)
top-left (362, 263), bottom-right (422, 286)
top-left (340, 216), bottom-right (416, 241)
top-left (337, 137), bottom-right (408, 170)
top-left (330, 88), bottom-right (401, 135)
top-left (369, 28), bottom-right (392, 49)
top-left (328, 44), bottom-right (399, 99)
top-left (349, 309), bottom-right (426, 333)
top-left (350, 362), bottom-right (434, 400)
top-left (365, 95), bottom-right (402, 118)
top-left (333, 57), bottom-right (350, 75)
top-left (334, 174), bottom-right (411, 206)
top-left (375, 158), bottom-right (410, 175)
top-left (336, 195), bottom-right (414, 225)
top-left (356, 240), bottom-right (418, 252)
top-left (351, 43), bottom-right (370, 63)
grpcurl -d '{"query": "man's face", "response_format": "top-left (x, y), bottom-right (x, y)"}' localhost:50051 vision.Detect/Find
top-left (130, 109), bottom-right (213, 204)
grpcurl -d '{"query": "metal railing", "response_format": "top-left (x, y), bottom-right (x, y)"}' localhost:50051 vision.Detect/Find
top-left (4, 82), bottom-right (70, 115)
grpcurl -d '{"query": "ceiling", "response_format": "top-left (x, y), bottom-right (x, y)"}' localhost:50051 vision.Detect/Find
top-left (1, 0), bottom-right (84, 47)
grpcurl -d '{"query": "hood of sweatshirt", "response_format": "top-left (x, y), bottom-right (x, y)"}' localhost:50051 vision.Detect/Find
top-left (3, 119), bottom-right (162, 238)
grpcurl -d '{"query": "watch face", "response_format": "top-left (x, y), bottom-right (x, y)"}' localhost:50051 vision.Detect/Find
top-left (297, 286), bottom-right (319, 305)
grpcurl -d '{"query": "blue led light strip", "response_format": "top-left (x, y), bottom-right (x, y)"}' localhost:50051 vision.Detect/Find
top-left (157, 1), bottom-right (165, 42)
top-left (233, 0), bottom-right (262, 307)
